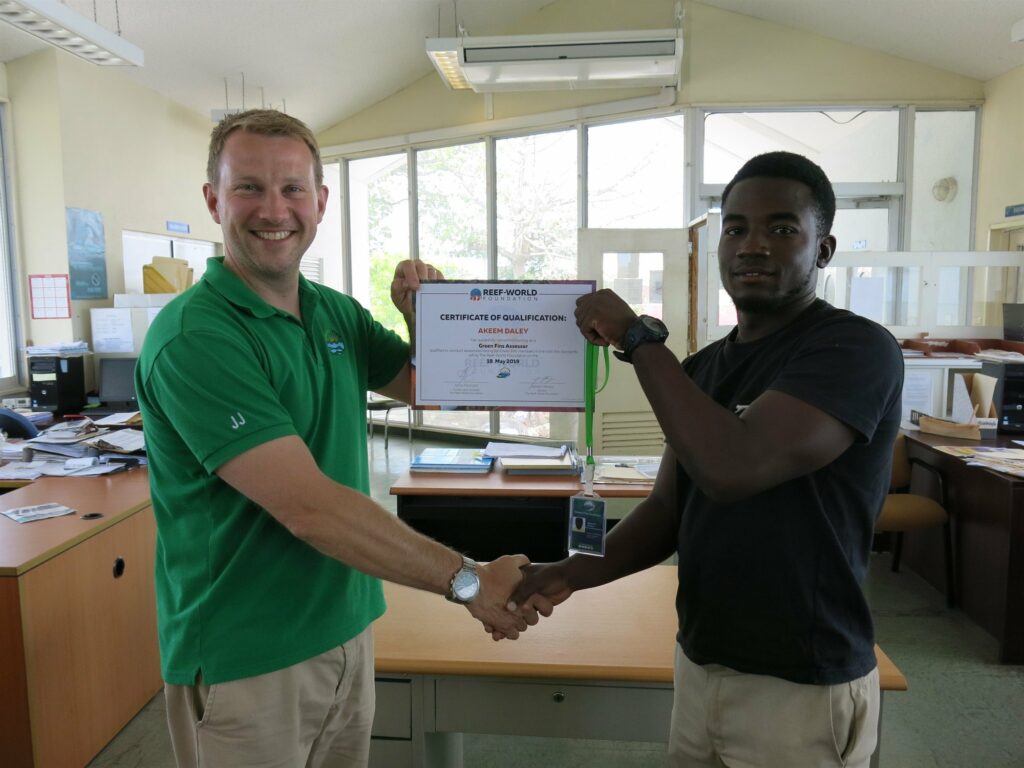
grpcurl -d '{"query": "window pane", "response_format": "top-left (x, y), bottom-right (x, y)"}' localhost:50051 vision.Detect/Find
top-left (936, 267), bottom-right (969, 326)
top-left (588, 115), bottom-right (685, 228)
top-left (421, 409), bottom-right (492, 433)
top-left (495, 130), bottom-right (576, 438)
top-left (962, 267), bottom-right (1023, 326)
top-left (417, 143), bottom-right (489, 434)
top-left (832, 208), bottom-right (890, 252)
top-left (499, 410), bottom-right (551, 439)
top-left (303, 162), bottom-right (342, 289)
top-left (349, 154), bottom-right (409, 337)
top-left (0, 106), bottom-right (17, 383)
top-left (497, 130), bottom-right (577, 279)
top-left (417, 143), bottom-right (487, 279)
top-left (704, 111), bottom-right (898, 184)
top-left (603, 252), bottom-right (665, 319)
top-left (910, 111), bottom-right (976, 251)
top-left (821, 266), bottom-right (920, 326)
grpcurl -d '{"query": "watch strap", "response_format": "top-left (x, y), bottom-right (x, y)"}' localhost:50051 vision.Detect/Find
top-left (615, 316), bottom-right (668, 363)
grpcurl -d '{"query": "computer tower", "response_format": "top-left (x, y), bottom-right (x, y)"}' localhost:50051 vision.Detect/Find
top-left (981, 360), bottom-right (1024, 433)
top-left (29, 355), bottom-right (87, 416)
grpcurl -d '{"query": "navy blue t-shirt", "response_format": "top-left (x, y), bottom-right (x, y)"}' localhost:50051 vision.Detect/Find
top-left (675, 300), bottom-right (903, 684)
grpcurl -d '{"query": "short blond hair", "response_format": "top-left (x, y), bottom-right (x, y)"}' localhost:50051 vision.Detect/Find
top-left (207, 109), bottom-right (323, 187)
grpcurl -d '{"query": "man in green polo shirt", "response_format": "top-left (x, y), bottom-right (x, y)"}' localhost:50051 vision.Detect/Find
top-left (136, 109), bottom-right (540, 768)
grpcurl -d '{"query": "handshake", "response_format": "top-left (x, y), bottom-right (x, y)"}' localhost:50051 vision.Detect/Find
top-left (461, 555), bottom-right (574, 641)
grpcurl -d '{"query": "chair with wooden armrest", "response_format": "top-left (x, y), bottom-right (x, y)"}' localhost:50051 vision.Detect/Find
top-left (874, 433), bottom-right (955, 607)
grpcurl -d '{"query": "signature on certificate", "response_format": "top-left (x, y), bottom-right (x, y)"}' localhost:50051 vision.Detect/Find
top-left (527, 375), bottom-right (561, 394)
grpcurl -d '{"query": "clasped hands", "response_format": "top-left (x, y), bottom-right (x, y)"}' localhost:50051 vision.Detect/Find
top-left (465, 557), bottom-right (573, 641)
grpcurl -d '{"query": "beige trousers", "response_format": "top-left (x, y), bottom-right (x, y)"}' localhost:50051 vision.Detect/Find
top-left (668, 645), bottom-right (879, 768)
top-left (165, 626), bottom-right (375, 768)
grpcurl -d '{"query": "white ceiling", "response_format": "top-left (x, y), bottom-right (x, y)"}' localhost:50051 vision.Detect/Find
top-left (2, 0), bottom-right (1024, 132)
top-left (699, 0), bottom-right (1024, 82)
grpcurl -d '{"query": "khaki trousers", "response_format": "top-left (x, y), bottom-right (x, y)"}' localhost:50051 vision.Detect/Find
top-left (165, 626), bottom-right (375, 768)
top-left (668, 646), bottom-right (879, 768)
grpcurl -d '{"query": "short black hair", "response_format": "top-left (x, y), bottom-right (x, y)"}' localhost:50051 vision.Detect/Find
top-left (721, 151), bottom-right (836, 238)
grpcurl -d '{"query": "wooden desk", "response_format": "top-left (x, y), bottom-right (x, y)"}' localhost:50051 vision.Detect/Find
top-left (370, 565), bottom-right (907, 768)
top-left (903, 432), bottom-right (1024, 663)
top-left (0, 469), bottom-right (161, 767)
top-left (391, 471), bottom-right (648, 562)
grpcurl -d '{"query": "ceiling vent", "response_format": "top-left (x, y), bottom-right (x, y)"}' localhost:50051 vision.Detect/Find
top-left (426, 29), bottom-right (682, 92)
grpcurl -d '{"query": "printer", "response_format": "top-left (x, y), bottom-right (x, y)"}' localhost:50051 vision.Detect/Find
top-left (981, 360), bottom-right (1024, 433)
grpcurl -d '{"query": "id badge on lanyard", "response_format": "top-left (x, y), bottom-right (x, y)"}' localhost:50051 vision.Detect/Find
top-left (570, 343), bottom-right (609, 557)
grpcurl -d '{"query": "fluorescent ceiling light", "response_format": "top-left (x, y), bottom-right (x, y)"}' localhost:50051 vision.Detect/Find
top-left (427, 29), bottom-right (682, 93)
top-left (0, 0), bottom-right (143, 66)
top-left (1013, 17), bottom-right (1024, 43)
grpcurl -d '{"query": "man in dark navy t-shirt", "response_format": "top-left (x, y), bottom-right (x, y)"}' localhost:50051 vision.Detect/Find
top-left (512, 152), bottom-right (903, 767)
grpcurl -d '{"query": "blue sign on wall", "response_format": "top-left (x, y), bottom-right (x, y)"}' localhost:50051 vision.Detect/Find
top-left (166, 220), bottom-right (191, 234)
top-left (1005, 204), bottom-right (1024, 218)
top-left (66, 207), bottom-right (108, 300)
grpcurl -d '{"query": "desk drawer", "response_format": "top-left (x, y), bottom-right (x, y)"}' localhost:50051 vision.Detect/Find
top-left (435, 678), bottom-right (672, 742)
top-left (372, 678), bottom-right (411, 739)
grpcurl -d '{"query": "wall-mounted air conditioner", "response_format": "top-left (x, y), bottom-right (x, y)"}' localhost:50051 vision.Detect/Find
top-left (426, 29), bottom-right (683, 92)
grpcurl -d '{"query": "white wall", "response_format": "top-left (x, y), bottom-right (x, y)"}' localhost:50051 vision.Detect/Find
top-left (974, 63), bottom-right (1024, 249)
top-left (7, 49), bottom-right (220, 347)
top-left (7, 50), bottom-right (67, 347)
top-left (0, 62), bottom-right (8, 99)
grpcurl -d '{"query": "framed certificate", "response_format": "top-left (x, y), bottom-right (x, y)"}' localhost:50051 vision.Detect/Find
top-left (414, 280), bottom-right (595, 410)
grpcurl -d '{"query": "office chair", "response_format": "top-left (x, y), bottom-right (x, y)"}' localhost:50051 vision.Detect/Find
top-left (874, 433), bottom-right (955, 607)
top-left (0, 407), bottom-right (39, 439)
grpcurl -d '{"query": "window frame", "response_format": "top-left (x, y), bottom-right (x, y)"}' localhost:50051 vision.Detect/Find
top-left (0, 101), bottom-right (24, 394)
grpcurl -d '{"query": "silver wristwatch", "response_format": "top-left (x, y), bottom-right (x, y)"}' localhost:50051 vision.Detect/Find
top-left (446, 555), bottom-right (480, 604)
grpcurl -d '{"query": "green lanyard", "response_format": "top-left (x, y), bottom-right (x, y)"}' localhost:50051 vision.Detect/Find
top-left (584, 343), bottom-right (610, 479)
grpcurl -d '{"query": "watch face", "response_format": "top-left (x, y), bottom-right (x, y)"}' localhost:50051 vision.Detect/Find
top-left (640, 315), bottom-right (668, 335)
top-left (453, 569), bottom-right (480, 601)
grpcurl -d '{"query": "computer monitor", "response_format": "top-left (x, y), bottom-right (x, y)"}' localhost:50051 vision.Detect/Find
top-left (98, 357), bottom-right (139, 410)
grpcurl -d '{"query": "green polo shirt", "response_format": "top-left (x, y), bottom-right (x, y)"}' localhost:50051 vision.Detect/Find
top-left (136, 257), bottom-right (409, 685)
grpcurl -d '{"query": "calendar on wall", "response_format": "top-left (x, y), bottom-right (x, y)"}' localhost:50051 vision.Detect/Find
top-left (28, 274), bottom-right (72, 319)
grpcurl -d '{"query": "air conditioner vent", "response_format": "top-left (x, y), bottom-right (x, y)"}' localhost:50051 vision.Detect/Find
top-left (427, 29), bottom-right (682, 93)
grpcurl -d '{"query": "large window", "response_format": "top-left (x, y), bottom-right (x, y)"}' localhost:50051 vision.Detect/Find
top-left (0, 104), bottom-right (20, 392)
top-left (335, 104), bottom-right (986, 438)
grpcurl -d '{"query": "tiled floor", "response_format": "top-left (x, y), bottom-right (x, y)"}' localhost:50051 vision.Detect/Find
top-left (88, 432), bottom-right (1024, 767)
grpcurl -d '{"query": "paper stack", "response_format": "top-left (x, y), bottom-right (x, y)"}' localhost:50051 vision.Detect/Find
top-left (482, 442), bottom-right (579, 476)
